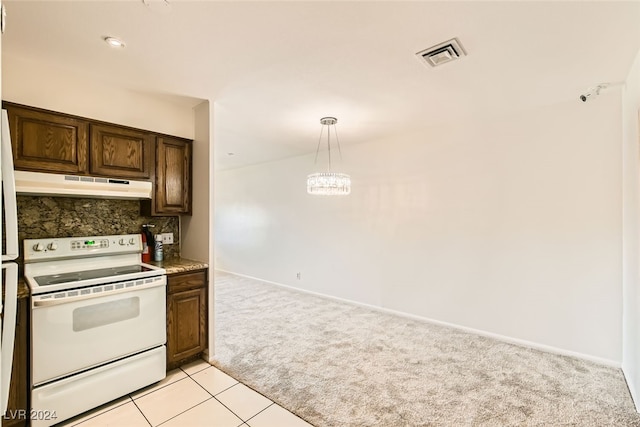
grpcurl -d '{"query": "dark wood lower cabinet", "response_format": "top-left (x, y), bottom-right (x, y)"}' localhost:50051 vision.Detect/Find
top-left (2, 296), bottom-right (29, 427)
top-left (166, 270), bottom-right (208, 370)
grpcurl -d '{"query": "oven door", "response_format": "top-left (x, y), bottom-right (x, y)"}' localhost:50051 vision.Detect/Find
top-left (31, 280), bottom-right (166, 386)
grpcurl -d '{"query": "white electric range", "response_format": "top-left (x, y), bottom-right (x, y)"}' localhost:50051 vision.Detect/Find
top-left (23, 234), bottom-right (167, 427)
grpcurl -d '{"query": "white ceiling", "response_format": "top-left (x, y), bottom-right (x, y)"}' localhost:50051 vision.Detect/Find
top-left (4, 1), bottom-right (640, 170)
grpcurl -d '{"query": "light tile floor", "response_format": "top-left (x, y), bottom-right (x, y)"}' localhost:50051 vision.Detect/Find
top-left (55, 360), bottom-right (313, 427)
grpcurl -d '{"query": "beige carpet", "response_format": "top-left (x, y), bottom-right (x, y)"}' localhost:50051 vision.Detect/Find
top-left (211, 272), bottom-right (640, 426)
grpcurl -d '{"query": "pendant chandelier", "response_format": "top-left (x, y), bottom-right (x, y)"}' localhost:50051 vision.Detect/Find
top-left (307, 117), bottom-right (351, 196)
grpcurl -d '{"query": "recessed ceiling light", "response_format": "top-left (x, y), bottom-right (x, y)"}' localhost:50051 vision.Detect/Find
top-left (104, 36), bottom-right (126, 48)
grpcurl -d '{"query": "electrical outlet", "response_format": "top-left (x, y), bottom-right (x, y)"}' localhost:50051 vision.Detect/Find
top-left (161, 233), bottom-right (174, 244)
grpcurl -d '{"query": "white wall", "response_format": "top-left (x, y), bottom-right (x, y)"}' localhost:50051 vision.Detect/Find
top-left (3, 55), bottom-right (195, 138)
top-left (215, 93), bottom-right (623, 364)
top-left (622, 48), bottom-right (640, 409)
top-left (181, 100), bottom-right (215, 358)
top-left (182, 101), bottom-right (212, 262)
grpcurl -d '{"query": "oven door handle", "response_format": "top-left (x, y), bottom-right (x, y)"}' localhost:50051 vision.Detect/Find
top-left (33, 279), bottom-right (166, 307)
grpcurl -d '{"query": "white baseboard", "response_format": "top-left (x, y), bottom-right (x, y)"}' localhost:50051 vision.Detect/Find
top-left (215, 269), bottom-right (621, 369)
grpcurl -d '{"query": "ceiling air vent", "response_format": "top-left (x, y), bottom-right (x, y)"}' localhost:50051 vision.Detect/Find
top-left (416, 38), bottom-right (466, 67)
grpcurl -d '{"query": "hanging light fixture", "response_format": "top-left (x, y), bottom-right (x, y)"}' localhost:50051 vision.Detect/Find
top-left (307, 117), bottom-right (351, 196)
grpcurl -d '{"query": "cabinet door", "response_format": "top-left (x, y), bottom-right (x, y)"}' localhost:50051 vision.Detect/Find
top-left (155, 137), bottom-right (191, 215)
top-left (2, 297), bottom-right (28, 427)
top-left (5, 103), bottom-right (88, 174)
top-left (167, 288), bottom-right (207, 367)
top-left (90, 124), bottom-right (153, 179)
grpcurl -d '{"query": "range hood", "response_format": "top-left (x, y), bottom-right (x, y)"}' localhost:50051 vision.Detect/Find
top-left (15, 171), bottom-right (152, 199)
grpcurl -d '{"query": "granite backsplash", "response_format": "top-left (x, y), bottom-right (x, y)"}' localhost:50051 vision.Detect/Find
top-left (17, 195), bottom-right (179, 263)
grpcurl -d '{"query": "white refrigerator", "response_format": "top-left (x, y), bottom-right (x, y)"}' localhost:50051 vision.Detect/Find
top-left (0, 0), bottom-right (18, 416)
top-left (1, 0), bottom-right (19, 416)
top-left (1, 106), bottom-right (19, 416)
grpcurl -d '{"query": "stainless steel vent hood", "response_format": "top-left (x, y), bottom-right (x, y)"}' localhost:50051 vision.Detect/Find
top-left (15, 171), bottom-right (152, 199)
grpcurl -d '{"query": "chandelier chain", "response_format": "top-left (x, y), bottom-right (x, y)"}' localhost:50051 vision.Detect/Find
top-left (327, 124), bottom-right (331, 171)
top-left (307, 116), bottom-right (351, 196)
top-left (313, 125), bottom-right (325, 166)
top-left (313, 118), bottom-right (343, 172)
top-left (333, 124), bottom-right (343, 163)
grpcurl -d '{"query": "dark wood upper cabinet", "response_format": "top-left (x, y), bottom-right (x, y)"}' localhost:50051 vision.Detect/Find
top-left (4, 102), bottom-right (194, 216)
top-left (149, 136), bottom-right (192, 215)
top-left (4, 103), bottom-right (89, 174)
top-left (89, 124), bottom-right (153, 179)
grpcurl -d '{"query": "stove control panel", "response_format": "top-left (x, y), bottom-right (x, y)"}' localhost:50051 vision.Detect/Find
top-left (71, 239), bottom-right (109, 250)
top-left (24, 234), bottom-right (143, 262)
top-left (118, 237), bottom-right (137, 246)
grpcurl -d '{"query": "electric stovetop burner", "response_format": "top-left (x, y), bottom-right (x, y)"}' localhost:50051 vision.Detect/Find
top-left (34, 265), bottom-right (154, 287)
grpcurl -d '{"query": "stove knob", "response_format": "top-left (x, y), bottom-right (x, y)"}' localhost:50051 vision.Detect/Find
top-left (47, 243), bottom-right (58, 251)
top-left (119, 238), bottom-right (126, 246)
top-left (129, 238), bottom-right (135, 245)
top-left (33, 243), bottom-right (44, 252)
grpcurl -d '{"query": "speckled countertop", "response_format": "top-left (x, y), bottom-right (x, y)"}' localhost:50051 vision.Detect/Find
top-left (17, 278), bottom-right (29, 299)
top-left (15, 258), bottom-right (208, 298)
top-left (149, 257), bottom-right (209, 275)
